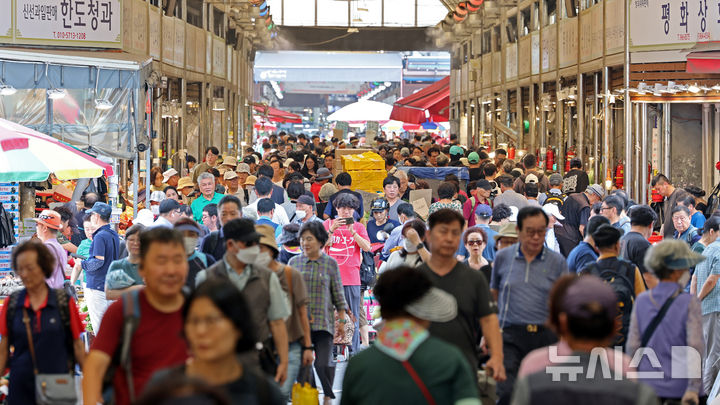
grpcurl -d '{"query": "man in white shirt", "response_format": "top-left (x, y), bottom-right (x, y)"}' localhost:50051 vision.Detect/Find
top-left (149, 199), bottom-right (181, 228)
top-left (243, 176), bottom-right (289, 225)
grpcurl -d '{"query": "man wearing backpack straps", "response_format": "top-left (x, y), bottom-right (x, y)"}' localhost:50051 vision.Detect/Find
top-left (539, 173), bottom-right (567, 206)
top-left (83, 227), bottom-right (189, 405)
top-left (580, 225), bottom-right (646, 348)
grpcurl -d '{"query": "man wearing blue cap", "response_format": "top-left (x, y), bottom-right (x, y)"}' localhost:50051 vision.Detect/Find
top-left (76, 201), bottom-right (120, 334)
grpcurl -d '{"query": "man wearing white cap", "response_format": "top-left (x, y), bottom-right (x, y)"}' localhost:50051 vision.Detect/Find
top-left (162, 168), bottom-right (180, 188)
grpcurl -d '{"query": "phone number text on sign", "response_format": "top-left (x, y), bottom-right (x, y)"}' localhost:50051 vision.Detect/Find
top-left (15, 0), bottom-right (121, 47)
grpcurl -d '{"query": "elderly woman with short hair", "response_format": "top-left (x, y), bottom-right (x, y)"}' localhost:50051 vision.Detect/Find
top-left (626, 239), bottom-right (705, 404)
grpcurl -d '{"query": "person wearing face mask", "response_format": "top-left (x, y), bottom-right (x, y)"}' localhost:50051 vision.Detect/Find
top-left (292, 195), bottom-right (323, 225)
top-left (174, 218), bottom-right (215, 292)
top-left (195, 218), bottom-right (291, 386)
top-left (379, 220), bottom-right (430, 273)
top-left (626, 240), bottom-right (705, 405)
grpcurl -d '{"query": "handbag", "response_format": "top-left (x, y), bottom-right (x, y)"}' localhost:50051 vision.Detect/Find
top-left (401, 360), bottom-right (436, 405)
top-left (333, 310), bottom-right (355, 346)
top-left (291, 367), bottom-right (319, 405)
top-left (22, 308), bottom-right (77, 405)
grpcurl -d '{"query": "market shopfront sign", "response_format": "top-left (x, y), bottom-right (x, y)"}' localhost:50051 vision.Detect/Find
top-left (1, 0), bottom-right (122, 48)
top-left (630, 0), bottom-right (720, 50)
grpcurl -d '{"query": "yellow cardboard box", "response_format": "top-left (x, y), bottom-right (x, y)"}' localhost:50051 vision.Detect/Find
top-left (348, 170), bottom-right (386, 193)
top-left (341, 152), bottom-right (385, 171)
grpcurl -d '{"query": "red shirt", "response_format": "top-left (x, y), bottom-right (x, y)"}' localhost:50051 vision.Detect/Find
top-left (91, 290), bottom-right (188, 405)
top-left (323, 220), bottom-right (369, 286)
top-left (0, 291), bottom-right (83, 339)
top-left (311, 182), bottom-right (323, 202)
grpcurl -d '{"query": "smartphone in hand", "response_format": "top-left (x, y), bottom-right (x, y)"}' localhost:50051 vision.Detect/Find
top-left (342, 217), bottom-right (354, 225)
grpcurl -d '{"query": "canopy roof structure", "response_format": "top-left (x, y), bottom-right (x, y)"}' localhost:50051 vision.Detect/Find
top-left (327, 100), bottom-right (393, 123)
top-left (390, 76), bottom-right (449, 124)
top-left (252, 104), bottom-right (303, 123)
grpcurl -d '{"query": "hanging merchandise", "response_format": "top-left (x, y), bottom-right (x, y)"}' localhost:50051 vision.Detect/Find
top-left (546, 148), bottom-right (554, 171)
top-left (651, 187), bottom-right (664, 203)
top-left (564, 149), bottom-right (576, 173)
top-left (614, 163), bottom-right (624, 189)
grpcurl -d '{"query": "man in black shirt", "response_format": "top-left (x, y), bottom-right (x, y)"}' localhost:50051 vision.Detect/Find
top-left (563, 158), bottom-right (590, 194)
top-left (323, 172), bottom-right (364, 220)
top-left (620, 204), bottom-right (657, 288)
top-left (418, 209), bottom-right (506, 382)
top-left (561, 184), bottom-right (605, 245)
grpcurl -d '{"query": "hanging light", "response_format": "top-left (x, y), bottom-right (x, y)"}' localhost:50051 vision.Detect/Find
top-left (0, 84), bottom-right (16, 96)
top-left (93, 68), bottom-right (113, 110)
top-left (47, 88), bottom-right (66, 99)
top-left (94, 99), bottom-right (113, 110)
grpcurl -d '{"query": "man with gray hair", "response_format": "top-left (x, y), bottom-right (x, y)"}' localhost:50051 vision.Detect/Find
top-left (191, 172), bottom-right (223, 222)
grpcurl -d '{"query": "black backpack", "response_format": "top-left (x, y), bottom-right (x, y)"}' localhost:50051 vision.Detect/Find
top-left (360, 250), bottom-right (377, 289)
top-left (543, 191), bottom-right (567, 208)
top-left (580, 259), bottom-right (636, 348)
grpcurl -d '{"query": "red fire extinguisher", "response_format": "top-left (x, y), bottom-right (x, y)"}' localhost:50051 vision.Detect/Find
top-left (564, 149), bottom-right (576, 173)
top-left (546, 148), bottom-right (555, 171)
top-left (508, 144), bottom-right (516, 160)
top-left (615, 162), bottom-right (624, 189)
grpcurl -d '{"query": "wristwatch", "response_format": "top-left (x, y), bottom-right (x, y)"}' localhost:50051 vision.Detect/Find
top-left (416, 242), bottom-right (426, 251)
top-left (302, 346), bottom-right (314, 351)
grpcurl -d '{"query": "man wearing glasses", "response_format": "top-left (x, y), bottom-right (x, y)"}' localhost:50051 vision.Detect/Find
top-left (490, 206), bottom-right (568, 405)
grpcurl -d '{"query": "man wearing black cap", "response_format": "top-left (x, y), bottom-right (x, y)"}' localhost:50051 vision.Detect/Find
top-left (150, 199), bottom-right (181, 229)
top-left (78, 202), bottom-right (120, 334)
top-left (366, 198), bottom-right (400, 244)
top-left (195, 218), bottom-right (291, 384)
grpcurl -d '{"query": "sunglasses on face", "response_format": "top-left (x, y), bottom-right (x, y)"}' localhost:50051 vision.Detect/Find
top-left (467, 239), bottom-right (484, 246)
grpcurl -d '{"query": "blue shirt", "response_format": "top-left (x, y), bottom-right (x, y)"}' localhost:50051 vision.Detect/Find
top-left (566, 241), bottom-right (598, 273)
top-left (692, 211), bottom-right (706, 229)
top-left (256, 216), bottom-right (282, 239)
top-left (491, 244), bottom-right (568, 326)
top-left (381, 223), bottom-right (405, 260)
top-left (82, 224), bottom-right (120, 291)
top-left (367, 218), bottom-right (401, 244)
top-left (692, 240), bottom-right (720, 315)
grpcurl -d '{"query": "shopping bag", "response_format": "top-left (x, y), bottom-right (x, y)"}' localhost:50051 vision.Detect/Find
top-left (292, 367), bottom-right (319, 405)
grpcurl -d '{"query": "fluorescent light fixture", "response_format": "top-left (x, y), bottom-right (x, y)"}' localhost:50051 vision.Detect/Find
top-left (688, 84), bottom-right (700, 93)
top-left (94, 99), bottom-right (113, 110)
top-left (0, 85), bottom-right (16, 96)
top-left (47, 88), bottom-right (66, 99)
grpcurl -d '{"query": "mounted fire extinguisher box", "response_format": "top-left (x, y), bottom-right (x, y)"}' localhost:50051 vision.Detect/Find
top-left (615, 162), bottom-right (624, 189)
top-left (565, 149), bottom-right (576, 173)
top-left (546, 148), bottom-right (554, 171)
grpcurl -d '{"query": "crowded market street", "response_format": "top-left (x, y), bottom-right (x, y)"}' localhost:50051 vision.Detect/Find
top-left (1, 0), bottom-right (720, 404)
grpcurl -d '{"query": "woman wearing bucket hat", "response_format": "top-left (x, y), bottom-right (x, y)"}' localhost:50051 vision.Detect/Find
top-left (341, 266), bottom-right (479, 404)
top-left (626, 239), bottom-right (705, 404)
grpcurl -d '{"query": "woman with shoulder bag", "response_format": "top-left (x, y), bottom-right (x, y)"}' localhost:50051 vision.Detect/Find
top-left (626, 240), bottom-right (705, 405)
top-left (289, 221), bottom-right (347, 405)
top-left (0, 240), bottom-right (85, 404)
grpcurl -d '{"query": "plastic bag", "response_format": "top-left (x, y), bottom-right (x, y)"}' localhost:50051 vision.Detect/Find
top-left (291, 368), bottom-right (319, 405)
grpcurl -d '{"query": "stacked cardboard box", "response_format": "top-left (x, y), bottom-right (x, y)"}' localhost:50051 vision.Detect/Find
top-left (341, 151), bottom-right (386, 193)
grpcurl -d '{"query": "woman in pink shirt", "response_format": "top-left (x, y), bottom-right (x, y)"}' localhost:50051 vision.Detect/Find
top-left (323, 193), bottom-right (371, 354)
